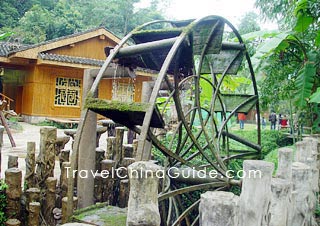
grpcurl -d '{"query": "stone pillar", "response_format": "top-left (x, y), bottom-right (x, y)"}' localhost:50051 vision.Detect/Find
top-left (239, 160), bottom-right (274, 226)
top-left (5, 168), bottom-right (22, 220)
top-left (276, 147), bottom-right (293, 180)
top-left (44, 177), bottom-right (57, 225)
top-left (28, 202), bottom-right (40, 226)
top-left (269, 178), bottom-right (291, 226)
top-left (127, 161), bottom-right (161, 226)
top-left (25, 142), bottom-right (36, 189)
top-left (36, 127), bottom-right (57, 186)
top-left (291, 162), bottom-right (315, 226)
top-left (77, 72), bottom-right (97, 209)
top-left (199, 191), bottom-right (239, 226)
top-left (8, 155), bottom-right (18, 168)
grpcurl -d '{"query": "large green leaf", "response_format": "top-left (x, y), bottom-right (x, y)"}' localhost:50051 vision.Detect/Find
top-left (315, 31), bottom-right (320, 47)
top-left (294, 62), bottom-right (316, 108)
top-left (256, 32), bottom-right (290, 55)
top-left (294, 13), bottom-right (314, 32)
top-left (309, 88), bottom-right (320, 103)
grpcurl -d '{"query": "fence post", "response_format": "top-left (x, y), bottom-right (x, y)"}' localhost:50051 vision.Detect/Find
top-left (239, 160), bottom-right (274, 226)
top-left (199, 191), bottom-right (239, 226)
top-left (127, 161), bottom-right (161, 226)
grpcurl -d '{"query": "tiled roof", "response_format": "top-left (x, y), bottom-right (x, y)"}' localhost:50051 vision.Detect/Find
top-left (0, 42), bottom-right (28, 57)
top-left (0, 27), bottom-right (121, 57)
top-left (39, 53), bottom-right (104, 66)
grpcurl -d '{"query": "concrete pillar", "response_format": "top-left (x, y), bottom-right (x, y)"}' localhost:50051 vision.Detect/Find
top-left (127, 161), bottom-right (161, 226)
top-left (77, 71), bottom-right (97, 208)
top-left (199, 191), bottom-right (239, 226)
top-left (269, 178), bottom-right (291, 226)
top-left (276, 147), bottom-right (293, 180)
top-left (239, 160), bottom-right (274, 226)
top-left (291, 162), bottom-right (315, 226)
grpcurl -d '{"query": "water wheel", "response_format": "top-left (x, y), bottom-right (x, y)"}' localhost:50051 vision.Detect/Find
top-left (76, 15), bottom-right (261, 225)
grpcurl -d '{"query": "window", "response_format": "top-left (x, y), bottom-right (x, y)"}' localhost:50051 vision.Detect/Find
top-left (112, 82), bottom-right (134, 102)
top-left (55, 77), bottom-right (81, 106)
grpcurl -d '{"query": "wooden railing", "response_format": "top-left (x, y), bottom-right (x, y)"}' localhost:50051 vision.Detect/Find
top-left (0, 93), bottom-right (14, 111)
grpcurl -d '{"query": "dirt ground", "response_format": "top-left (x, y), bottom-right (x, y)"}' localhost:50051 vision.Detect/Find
top-left (1, 122), bottom-right (108, 179)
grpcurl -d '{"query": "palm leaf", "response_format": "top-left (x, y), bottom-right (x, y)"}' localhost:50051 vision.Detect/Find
top-left (309, 88), bottom-right (320, 103)
top-left (294, 61), bottom-right (316, 108)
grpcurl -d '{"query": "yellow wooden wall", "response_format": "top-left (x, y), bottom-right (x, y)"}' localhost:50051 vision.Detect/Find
top-left (47, 37), bottom-right (116, 60)
top-left (21, 65), bottom-right (153, 119)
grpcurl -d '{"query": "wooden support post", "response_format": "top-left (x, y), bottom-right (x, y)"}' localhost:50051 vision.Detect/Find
top-left (62, 197), bottom-right (78, 224)
top-left (118, 179), bottom-right (129, 208)
top-left (122, 144), bottom-right (134, 159)
top-left (28, 202), bottom-right (40, 226)
top-left (7, 155), bottom-right (18, 168)
top-left (5, 168), bottom-right (22, 220)
top-left (61, 162), bottom-right (71, 199)
top-left (127, 161), bottom-right (161, 226)
top-left (132, 139), bottom-right (138, 160)
top-left (0, 111), bottom-right (15, 147)
top-left (44, 177), bottom-right (57, 225)
top-left (25, 142), bottom-right (36, 189)
top-left (60, 149), bottom-right (70, 168)
top-left (238, 160), bottom-right (274, 226)
top-left (95, 148), bottom-right (105, 172)
top-left (106, 137), bottom-right (116, 159)
top-left (77, 72), bottom-right (97, 209)
top-left (101, 159), bottom-right (116, 203)
top-left (114, 127), bottom-right (125, 166)
top-left (26, 187), bottom-right (40, 211)
top-left (5, 219), bottom-right (21, 226)
top-left (36, 127), bottom-right (57, 187)
top-left (199, 191), bottom-right (239, 226)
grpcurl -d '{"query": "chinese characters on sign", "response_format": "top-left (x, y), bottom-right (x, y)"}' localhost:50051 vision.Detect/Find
top-left (55, 77), bottom-right (81, 106)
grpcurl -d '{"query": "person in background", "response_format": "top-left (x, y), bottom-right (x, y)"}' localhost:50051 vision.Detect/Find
top-left (261, 116), bottom-right (266, 129)
top-left (269, 111), bottom-right (277, 130)
top-left (238, 113), bottom-right (246, 129)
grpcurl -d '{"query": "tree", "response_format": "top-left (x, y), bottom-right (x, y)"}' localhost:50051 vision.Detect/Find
top-left (253, 0), bottom-right (320, 133)
top-left (238, 12), bottom-right (261, 35)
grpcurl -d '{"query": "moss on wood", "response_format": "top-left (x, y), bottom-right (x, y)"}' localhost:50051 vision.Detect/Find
top-left (85, 98), bottom-right (150, 112)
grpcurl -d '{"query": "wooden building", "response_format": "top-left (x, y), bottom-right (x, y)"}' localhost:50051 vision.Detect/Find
top-left (0, 28), bottom-right (155, 123)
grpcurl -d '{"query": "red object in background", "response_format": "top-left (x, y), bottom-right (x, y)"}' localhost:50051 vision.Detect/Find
top-left (238, 113), bottom-right (246, 120)
top-left (280, 119), bottom-right (288, 127)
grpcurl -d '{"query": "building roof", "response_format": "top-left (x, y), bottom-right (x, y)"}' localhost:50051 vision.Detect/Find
top-left (1, 27), bottom-right (122, 59)
top-left (39, 53), bottom-right (105, 67)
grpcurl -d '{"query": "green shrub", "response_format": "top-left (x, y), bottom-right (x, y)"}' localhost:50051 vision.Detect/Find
top-left (0, 180), bottom-right (8, 225)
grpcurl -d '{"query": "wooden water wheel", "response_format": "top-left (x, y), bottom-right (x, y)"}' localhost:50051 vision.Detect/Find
top-left (73, 15), bottom-right (261, 225)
